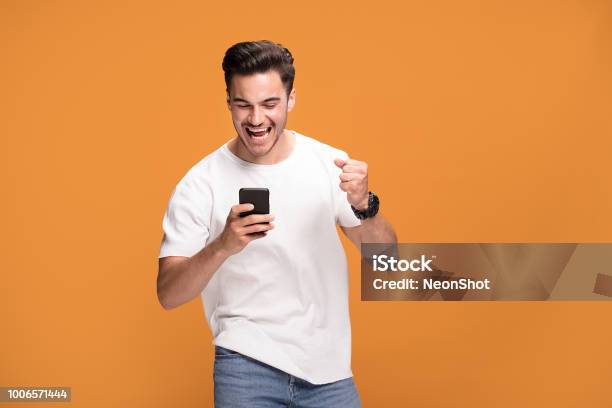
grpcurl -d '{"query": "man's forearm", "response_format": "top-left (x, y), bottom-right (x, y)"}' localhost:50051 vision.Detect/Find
top-left (157, 239), bottom-right (229, 310)
top-left (360, 211), bottom-right (397, 243)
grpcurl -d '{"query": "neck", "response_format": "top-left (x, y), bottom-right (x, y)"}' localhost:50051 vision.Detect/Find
top-left (230, 129), bottom-right (296, 165)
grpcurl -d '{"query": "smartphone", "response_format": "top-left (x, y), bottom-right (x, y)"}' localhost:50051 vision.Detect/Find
top-left (239, 188), bottom-right (270, 221)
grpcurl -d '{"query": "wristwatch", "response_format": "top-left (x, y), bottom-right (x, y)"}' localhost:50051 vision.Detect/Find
top-left (351, 191), bottom-right (380, 220)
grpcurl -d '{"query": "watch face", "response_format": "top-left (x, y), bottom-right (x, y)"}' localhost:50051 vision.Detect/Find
top-left (352, 192), bottom-right (379, 219)
top-left (367, 193), bottom-right (379, 216)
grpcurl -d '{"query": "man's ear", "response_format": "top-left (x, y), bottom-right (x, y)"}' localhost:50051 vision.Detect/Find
top-left (226, 91), bottom-right (231, 110)
top-left (287, 88), bottom-right (296, 112)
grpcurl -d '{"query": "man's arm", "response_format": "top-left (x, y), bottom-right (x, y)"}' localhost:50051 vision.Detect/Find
top-left (340, 211), bottom-right (397, 250)
top-left (157, 239), bottom-right (229, 310)
top-left (334, 157), bottom-right (397, 249)
top-left (156, 203), bottom-right (275, 310)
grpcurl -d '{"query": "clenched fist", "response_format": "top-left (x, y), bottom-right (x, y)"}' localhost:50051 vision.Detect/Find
top-left (334, 158), bottom-right (369, 210)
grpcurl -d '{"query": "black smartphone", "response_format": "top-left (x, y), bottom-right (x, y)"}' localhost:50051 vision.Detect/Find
top-left (239, 188), bottom-right (270, 221)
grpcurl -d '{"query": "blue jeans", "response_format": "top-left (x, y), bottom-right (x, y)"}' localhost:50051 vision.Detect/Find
top-left (213, 346), bottom-right (362, 408)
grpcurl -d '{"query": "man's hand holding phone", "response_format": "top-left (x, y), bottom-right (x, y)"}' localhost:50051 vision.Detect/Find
top-left (216, 203), bottom-right (275, 256)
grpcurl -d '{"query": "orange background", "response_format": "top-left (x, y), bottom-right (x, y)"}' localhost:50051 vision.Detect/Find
top-left (2, 0), bottom-right (611, 406)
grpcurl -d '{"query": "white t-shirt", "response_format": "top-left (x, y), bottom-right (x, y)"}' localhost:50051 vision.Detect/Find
top-left (158, 130), bottom-right (361, 384)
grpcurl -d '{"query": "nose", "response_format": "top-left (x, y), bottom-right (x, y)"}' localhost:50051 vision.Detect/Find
top-left (248, 106), bottom-right (264, 126)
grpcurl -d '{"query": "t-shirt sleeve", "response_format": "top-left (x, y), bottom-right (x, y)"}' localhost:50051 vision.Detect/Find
top-left (332, 149), bottom-right (362, 229)
top-left (158, 179), bottom-right (211, 258)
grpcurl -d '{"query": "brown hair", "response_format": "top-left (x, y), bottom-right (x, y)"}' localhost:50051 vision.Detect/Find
top-left (222, 40), bottom-right (295, 96)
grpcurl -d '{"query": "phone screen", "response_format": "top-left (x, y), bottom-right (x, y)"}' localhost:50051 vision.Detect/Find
top-left (239, 188), bottom-right (270, 219)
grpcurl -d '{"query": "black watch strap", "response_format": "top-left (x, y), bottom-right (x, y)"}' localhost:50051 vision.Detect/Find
top-left (351, 191), bottom-right (380, 220)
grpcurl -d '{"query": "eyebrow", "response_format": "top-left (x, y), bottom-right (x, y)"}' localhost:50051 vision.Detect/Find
top-left (232, 97), bottom-right (281, 104)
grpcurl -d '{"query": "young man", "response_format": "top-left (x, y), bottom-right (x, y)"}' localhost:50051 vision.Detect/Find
top-left (157, 40), bottom-right (397, 407)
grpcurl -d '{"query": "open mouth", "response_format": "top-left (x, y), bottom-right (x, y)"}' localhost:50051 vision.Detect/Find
top-left (246, 127), bottom-right (272, 138)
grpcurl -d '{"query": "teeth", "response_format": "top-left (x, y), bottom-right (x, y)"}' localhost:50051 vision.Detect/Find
top-left (247, 127), bottom-right (270, 137)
